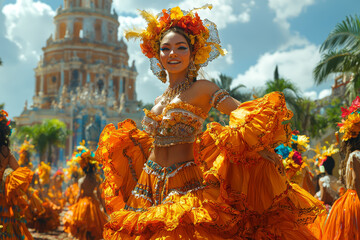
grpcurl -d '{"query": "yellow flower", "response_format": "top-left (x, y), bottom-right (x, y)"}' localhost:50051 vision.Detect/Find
top-left (170, 7), bottom-right (183, 20)
top-left (194, 46), bottom-right (211, 64)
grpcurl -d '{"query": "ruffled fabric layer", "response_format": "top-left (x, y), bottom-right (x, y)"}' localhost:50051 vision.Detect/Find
top-left (0, 167), bottom-right (33, 240)
top-left (31, 198), bottom-right (61, 233)
top-left (96, 92), bottom-right (325, 239)
top-left (96, 119), bottom-right (154, 214)
top-left (64, 196), bottom-right (108, 240)
top-left (321, 189), bottom-right (360, 240)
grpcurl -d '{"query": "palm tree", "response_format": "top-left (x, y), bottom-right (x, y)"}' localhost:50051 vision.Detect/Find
top-left (0, 58), bottom-right (2, 66)
top-left (16, 119), bottom-right (70, 165)
top-left (211, 74), bottom-right (251, 102)
top-left (314, 15), bottom-right (360, 103)
top-left (264, 66), bottom-right (302, 124)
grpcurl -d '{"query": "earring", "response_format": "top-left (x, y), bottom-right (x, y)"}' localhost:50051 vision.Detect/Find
top-left (188, 61), bottom-right (197, 80)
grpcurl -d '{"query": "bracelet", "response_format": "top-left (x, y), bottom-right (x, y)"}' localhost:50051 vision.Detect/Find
top-left (210, 89), bottom-right (230, 109)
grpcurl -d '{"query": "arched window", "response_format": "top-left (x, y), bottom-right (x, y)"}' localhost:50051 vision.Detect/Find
top-left (70, 70), bottom-right (79, 90)
top-left (97, 79), bottom-right (104, 93)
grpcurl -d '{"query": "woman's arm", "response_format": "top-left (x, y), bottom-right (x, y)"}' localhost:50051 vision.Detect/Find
top-left (1, 146), bottom-right (19, 170)
top-left (352, 152), bottom-right (360, 200)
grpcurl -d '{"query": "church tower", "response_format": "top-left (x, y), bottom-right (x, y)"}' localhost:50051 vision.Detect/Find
top-left (15, 0), bottom-right (142, 162)
top-left (33, 0), bottom-right (137, 109)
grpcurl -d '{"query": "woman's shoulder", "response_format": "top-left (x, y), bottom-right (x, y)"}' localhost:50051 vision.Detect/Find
top-left (192, 79), bottom-right (219, 94)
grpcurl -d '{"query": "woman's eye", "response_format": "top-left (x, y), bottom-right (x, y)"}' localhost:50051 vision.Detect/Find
top-left (179, 46), bottom-right (188, 50)
top-left (160, 47), bottom-right (169, 51)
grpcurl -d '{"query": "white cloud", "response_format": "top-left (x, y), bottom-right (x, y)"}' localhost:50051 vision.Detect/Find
top-left (303, 91), bottom-right (317, 100)
top-left (2, 0), bottom-right (55, 61)
top-left (232, 43), bottom-right (321, 92)
top-left (268, 0), bottom-right (315, 21)
top-left (268, 0), bottom-right (316, 30)
top-left (318, 88), bottom-right (332, 99)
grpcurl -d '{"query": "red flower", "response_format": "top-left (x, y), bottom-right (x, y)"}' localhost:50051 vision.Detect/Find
top-left (292, 151), bottom-right (303, 165)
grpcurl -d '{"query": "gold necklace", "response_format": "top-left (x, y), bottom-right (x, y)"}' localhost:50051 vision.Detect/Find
top-left (160, 78), bottom-right (192, 105)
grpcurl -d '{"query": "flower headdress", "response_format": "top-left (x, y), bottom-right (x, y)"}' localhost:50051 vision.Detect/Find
top-left (338, 96), bottom-right (360, 141)
top-left (18, 140), bottom-right (34, 168)
top-left (52, 169), bottom-right (64, 182)
top-left (37, 161), bottom-right (51, 185)
top-left (0, 110), bottom-right (12, 135)
top-left (125, 5), bottom-right (226, 81)
top-left (291, 134), bottom-right (310, 152)
top-left (73, 140), bottom-right (98, 173)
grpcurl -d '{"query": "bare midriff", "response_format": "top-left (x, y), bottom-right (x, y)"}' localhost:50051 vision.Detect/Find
top-left (148, 142), bottom-right (194, 167)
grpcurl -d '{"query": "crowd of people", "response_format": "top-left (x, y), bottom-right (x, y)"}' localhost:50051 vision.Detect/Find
top-left (1, 4), bottom-right (360, 240)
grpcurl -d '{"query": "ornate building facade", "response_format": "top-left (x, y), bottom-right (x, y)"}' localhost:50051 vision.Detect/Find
top-left (14, 0), bottom-right (143, 161)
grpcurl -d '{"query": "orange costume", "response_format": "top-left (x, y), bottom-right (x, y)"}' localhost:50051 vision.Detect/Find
top-left (64, 144), bottom-right (107, 239)
top-left (321, 96), bottom-right (360, 239)
top-left (30, 162), bottom-right (60, 232)
top-left (96, 92), bottom-right (325, 239)
top-left (0, 164), bottom-right (34, 239)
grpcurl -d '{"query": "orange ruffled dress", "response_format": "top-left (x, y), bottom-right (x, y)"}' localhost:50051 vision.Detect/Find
top-left (96, 92), bottom-right (325, 239)
top-left (321, 190), bottom-right (359, 240)
top-left (0, 166), bottom-right (34, 240)
top-left (321, 151), bottom-right (360, 240)
top-left (64, 196), bottom-right (108, 239)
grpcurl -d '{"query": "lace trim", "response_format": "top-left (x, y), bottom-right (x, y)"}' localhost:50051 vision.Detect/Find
top-left (163, 102), bottom-right (207, 119)
top-left (124, 204), bottom-right (147, 212)
top-left (154, 135), bottom-right (196, 146)
top-left (142, 115), bottom-right (158, 135)
top-left (164, 183), bottom-right (206, 200)
top-left (143, 159), bottom-right (195, 178)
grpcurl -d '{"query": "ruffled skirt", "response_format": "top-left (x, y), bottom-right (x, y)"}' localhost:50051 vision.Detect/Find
top-left (64, 196), bottom-right (108, 240)
top-left (0, 167), bottom-right (33, 240)
top-left (321, 190), bottom-right (360, 240)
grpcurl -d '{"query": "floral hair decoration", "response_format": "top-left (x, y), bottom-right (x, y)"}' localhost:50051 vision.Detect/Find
top-left (0, 110), bottom-right (10, 125)
top-left (18, 140), bottom-right (34, 168)
top-left (338, 96), bottom-right (360, 141)
top-left (125, 5), bottom-right (226, 80)
top-left (73, 140), bottom-right (98, 172)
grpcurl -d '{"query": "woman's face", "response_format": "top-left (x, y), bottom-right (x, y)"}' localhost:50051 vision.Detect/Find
top-left (159, 31), bottom-right (191, 76)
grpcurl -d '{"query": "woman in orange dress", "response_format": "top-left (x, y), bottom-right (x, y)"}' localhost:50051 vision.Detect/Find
top-left (96, 5), bottom-right (325, 239)
top-left (31, 162), bottom-right (61, 232)
top-left (64, 144), bottom-right (107, 240)
top-left (0, 110), bottom-right (34, 240)
top-left (321, 97), bottom-right (360, 240)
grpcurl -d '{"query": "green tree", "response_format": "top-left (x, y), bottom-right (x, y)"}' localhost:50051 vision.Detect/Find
top-left (0, 103), bottom-right (4, 110)
top-left (264, 66), bottom-right (302, 128)
top-left (211, 73), bottom-right (251, 102)
top-left (16, 119), bottom-right (70, 165)
top-left (314, 15), bottom-right (360, 103)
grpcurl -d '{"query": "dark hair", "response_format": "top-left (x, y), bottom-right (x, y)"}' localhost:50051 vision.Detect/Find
top-left (83, 163), bottom-right (96, 175)
top-left (323, 156), bottom-right (335, 175)
top-left (0, 119), bottom-right (11, 147)
top-left (339, 133), bottom-right (360, 184)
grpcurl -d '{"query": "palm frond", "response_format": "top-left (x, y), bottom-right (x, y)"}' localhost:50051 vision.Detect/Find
top-left (321, 15), bottom-right (360, 53)
top-left (313, 50), bottom-right (353, 84)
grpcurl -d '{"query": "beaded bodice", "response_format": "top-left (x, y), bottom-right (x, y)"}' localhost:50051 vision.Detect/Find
top-left (142, 102), bottom-right (207, 146)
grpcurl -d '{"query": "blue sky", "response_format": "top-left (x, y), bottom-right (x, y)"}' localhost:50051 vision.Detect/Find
top-left (1, 0), bottom-right (359, 118)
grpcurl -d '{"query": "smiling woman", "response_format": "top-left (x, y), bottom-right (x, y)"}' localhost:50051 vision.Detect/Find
top-left (93, 4), bottom-right (327, 240)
